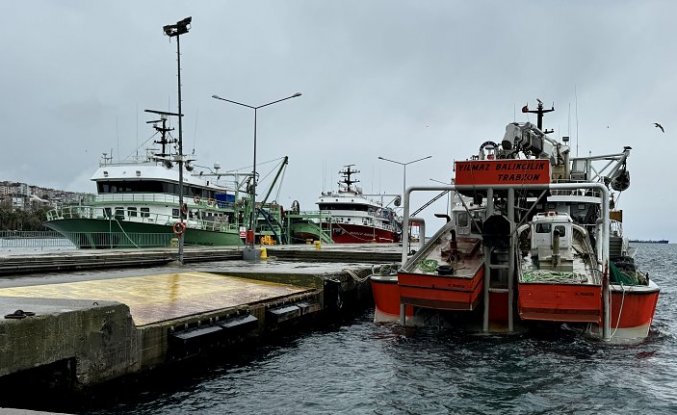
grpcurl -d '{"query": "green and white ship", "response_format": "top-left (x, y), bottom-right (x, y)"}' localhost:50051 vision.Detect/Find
top-left (44, 114), bottom-right (285, 249)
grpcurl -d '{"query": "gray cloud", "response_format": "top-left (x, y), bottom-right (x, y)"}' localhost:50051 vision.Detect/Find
top-left (1, 0), bottom-right (674, 239)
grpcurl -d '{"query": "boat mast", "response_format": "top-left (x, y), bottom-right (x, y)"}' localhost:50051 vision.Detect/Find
top-left (339, 164), bottom-right (360, 193)
top-left (523, 99), bottom-right (555, 133)
top-left (147, 115), bottom-right (175, 165)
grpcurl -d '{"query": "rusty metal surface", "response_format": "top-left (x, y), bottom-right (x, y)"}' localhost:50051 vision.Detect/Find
top-left (0, 272), bottom-right (311, 326)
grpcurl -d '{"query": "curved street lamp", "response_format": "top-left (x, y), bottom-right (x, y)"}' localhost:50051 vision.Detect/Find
top-left (212, 92), bottom-right (302, 255)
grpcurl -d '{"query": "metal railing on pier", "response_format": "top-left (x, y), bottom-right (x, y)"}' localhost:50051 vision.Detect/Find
top-left (0, 231), bottom-right (75, 250)
top-left (0, 231), bottom-right (174, 251)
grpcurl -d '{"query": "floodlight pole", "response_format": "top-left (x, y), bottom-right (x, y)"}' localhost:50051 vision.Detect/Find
top-left (163, 17), bottom-right (191, 264)
top-left (378, 155), bottom-right (432, 253)
top-left (211, 93), bottom-right (301, 257)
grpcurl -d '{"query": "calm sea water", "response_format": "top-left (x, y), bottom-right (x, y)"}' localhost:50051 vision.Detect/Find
top-left (25, 244), bottom-right (677, 414)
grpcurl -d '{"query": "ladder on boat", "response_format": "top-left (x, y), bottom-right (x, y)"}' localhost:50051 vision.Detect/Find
top-left (482, 188), bottom-right (516, 333)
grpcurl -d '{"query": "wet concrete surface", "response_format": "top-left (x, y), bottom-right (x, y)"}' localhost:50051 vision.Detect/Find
top-left (0, 271), bottom-right (313, 326)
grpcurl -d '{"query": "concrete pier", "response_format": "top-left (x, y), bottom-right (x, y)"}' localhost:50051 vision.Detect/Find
top-left (0, 244), bottom-right (399, 396)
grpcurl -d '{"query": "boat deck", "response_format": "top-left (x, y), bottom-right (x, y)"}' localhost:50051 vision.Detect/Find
top-left (519, 255), bottom-right (600, 284)
top-left (409, 236), bottom-right (483, 277)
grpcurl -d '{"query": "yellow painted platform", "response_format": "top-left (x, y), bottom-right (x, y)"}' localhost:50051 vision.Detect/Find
top-left (0, 272), bottom-right (311, 326)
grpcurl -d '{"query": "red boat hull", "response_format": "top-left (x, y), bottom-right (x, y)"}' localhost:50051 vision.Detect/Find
top-left (607, 281), bottom-right (660, 340)
top-left (488, 291), bottom-right (510, 324)
top-left (370, 275), bottom-right (414, 322)
top-left (325, 223), bottom-right (400, 243)
top-left (518, 283), bottom-right (602, 323)
top-left (398, 265), bottom-right (485, 311)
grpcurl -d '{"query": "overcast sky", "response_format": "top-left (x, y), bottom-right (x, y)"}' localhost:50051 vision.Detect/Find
top-left (1, 1), bottom-right (674, 240)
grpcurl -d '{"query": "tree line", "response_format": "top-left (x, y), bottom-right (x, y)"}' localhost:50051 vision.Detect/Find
top-left (0, 207), bottom-right (51, 231)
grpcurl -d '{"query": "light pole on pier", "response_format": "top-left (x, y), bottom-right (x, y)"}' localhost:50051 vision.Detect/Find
top-left (211, 92), bottom-right (301, 258)
top-left (378, 155), bottom-right (432, 252)
top-left (163, 16), bottom-right (191, 264)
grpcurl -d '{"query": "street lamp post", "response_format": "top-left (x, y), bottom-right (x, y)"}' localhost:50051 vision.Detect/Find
top-left (163, 16), bottom-right (191, 264)
top-left (212, 92), bottom-right (301, 259)
top-left (378, 155), bottom-right (432, 253)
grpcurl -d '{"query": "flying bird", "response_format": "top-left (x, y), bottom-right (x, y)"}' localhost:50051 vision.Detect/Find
top-left (654, 122), bottom-right (665, 133)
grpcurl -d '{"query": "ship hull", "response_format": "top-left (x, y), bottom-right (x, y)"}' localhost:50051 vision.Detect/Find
top-left (370, 275), bottom-right (414, 323)
top-left (325, 223), bottom-right (400, 244)
top-left (606, 280), bottom-right (660, 341)
top-left (397, 265), bottom-right (485, 311)
top-left (518, 283), bottom-right (602, 323)
top-left (44, 218), bottom-right (243, 248)
top-left (289, 221), bottom-right (331, 244)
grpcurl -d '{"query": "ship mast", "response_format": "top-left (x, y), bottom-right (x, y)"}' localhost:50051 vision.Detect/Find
top-left (338, 164), bottom-right (360, 193)
top-left (522, 99), bottom-right (555, 133)
top-left (146, 114), bottom-right (176, 164)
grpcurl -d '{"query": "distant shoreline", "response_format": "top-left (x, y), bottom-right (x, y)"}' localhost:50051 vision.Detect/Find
top-left (629, 240), bottom-right (669, 244)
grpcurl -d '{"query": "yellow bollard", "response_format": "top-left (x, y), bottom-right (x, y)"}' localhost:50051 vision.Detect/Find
top-left (314, 240), bottom-right (321, 250)
top-left (260, 247), bottom-right (268, 260)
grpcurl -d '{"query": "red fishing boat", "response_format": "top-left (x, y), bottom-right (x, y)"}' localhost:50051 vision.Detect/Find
top-left (370, 99), bottom-right (659, 342)
top-left (316, 165), bottom-right (402, 243)
top-left (517, 211), bottom-right (603, 323)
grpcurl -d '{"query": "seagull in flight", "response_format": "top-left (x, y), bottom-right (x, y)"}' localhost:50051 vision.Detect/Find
top-left (654, 122), bottom-right (665, 133)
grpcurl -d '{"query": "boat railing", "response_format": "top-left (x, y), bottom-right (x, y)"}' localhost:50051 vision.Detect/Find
top-left (96, 193), bottom-right (179, 204)
top-left (45, 205), bottom-right (240, 233)
top-left (549, 180), bottom-right (604, 198)
top-left (94, 193), bottom-right (236, 209)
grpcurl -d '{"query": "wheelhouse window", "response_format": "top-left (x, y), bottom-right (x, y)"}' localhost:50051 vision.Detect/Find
top-left (140, 208), bottom-right (150, 218)
top-left (128, 207), bottom-right (138, 217)
top-left (318, 203), bottom-right (369, 212)
top-left (535, 223), bottom-right (551, 233)
top-left (114, 207), bottom-right (125, 220)
top-left (172, 208), bottom-right (180, 218)
top-left (97, 180), bottom-right (216, 199)
top-left (554, 225), bottom-right (566, 237)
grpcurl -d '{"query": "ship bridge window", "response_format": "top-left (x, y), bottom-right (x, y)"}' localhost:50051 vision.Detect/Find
top-left (96, 180), bottom-right (217, 199)
top-left (318, 203), bottom-right (369, 212)
top-left (554, 225), bottom-right (566, 237)
top-left (114, 207), bottom-right (124, 220)
top-left (535, 223), bottom-right (551, 233)
top-left (140, 207), bottom-right (150, 218)
top-left (128, 207), bottom-right (138, 217)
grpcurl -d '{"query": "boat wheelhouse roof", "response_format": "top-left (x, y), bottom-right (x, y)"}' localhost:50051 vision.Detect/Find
top-left (91, 164), bottom-right (233, 191)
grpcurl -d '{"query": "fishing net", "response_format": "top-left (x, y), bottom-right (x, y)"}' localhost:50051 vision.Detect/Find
top-left (609, 261), bottom-right (643, 285)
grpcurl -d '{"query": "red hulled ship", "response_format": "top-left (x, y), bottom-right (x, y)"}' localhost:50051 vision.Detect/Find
top-left (371, 100), bottom-right (659, 343)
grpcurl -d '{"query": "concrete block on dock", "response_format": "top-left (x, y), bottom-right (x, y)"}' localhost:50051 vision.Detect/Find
top-left (0, 297), bottom-right (137, 387)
